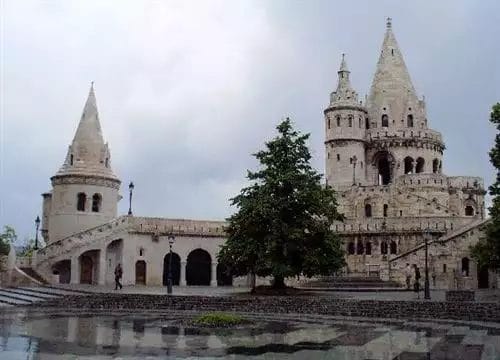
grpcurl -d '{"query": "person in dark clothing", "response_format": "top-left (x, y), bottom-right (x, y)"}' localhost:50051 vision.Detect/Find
top-left (114, 263), bottom-right (123, 290)
top-left (413, 264), bottom-right (421, 299)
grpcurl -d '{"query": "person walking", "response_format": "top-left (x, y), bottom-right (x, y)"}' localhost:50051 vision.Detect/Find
top-left (404, 263), bottom-right (412, 290)
top-left (114, 263), bottom-right (123, 290)
top-left (413, 264), bottom-right (421, 299)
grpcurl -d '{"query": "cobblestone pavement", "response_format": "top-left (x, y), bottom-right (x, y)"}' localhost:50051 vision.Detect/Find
top-left (1, 309), bottom-right (499, 359)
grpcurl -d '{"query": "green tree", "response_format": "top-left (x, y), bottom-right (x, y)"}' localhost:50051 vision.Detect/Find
top-left (472, 103), bottom-right (500, 269)
top-left (0, 225), bottom-right (16, 256)
top-left (218, 118), bottom-right (345, 289)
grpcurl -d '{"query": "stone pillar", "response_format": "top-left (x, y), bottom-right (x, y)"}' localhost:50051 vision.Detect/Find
top-left (180, 261), bottom-right (187, 286)
top-left (210, 262), bottom-right (217, 287)
top-left (98, 248), bottom-right (106, 286)
top-left (70, 256), bottom-right (80, 284)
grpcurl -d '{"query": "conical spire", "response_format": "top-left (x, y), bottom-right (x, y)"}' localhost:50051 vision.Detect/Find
top-left (53, 84), bottom-right (119, 181)
top-left (329, 54), bottom-right (359, 106)
top-left (367, 18), bottom-right (421, 124)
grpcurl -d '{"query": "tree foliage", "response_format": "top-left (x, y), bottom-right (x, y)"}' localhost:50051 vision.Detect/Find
top-left (0, 225), bottom-right (16, 256)
top-left (471, 103), bottom-right (500, 269)
top-left (217, 118), bottom-right (345, 288)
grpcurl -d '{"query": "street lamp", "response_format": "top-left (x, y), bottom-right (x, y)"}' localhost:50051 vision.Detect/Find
top-left (128, 182), bottom-right (134, 215)
top-left (167, 234), bottom-right (175, 294)
top-left (423, 228), bottom-right (431, 300)
top-left (352, 155), bottom-right (358, 185)
top-left (34, 216), bottom-right (40, 250)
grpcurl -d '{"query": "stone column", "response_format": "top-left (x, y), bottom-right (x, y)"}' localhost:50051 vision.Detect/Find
top-left (180, 261), bottom-right (187, 286)
top-left (210, 262), bottom-right (217, 287)
top-left (70, 256), bottom-right (80, 284)
top-left (98, 248), bottom-right (106, 286)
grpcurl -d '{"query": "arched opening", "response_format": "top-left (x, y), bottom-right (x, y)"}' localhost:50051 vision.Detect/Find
top-left (404, 156), bottom-right (414, 174)
top-left (77, 193), bottom-right (86, 211)
top-left (365, 242), bottom-right (372, 255)
top-left (465, 205), bottom-right (475, 216)
top-left (135, 260), bottom-right (146, 285)
top-left (52, 260), bottom-right (71, 284)
top-left (327, 117), bottom-right (331, 129)
top-left (364, 204), bottom-right (372, 217)
top-left (359, 117), bottom-right (362, 128)
top-left (163, 252), bottom-right (181, 286)
top-left (79, 250), bottom-right (99, 284)
top-left (186, 249), bottom-right (211, 285)
top-left (383, 204), bottom-right (388, 217)
top-left (461, 257), bottom-right (470, 277)
top-left (356, 241), bottom-right (364, 255)
top-left (347, 242), bottom-right (355, 255)
top-left (336, 115), bottom-right (341, 127)
top-left (377, 156), bottom-right (392, 184)
top-left (92, 193), bottom-right (102, 212)
top-left (348, 115), bottom-right (353, 127)
top-left (432, 159), bottom-right (439, 174)
top-left (365, 118), bottom-right (370, 129)
top-left (105, 239), bottom-right (123, 286)
top-left (390, 241), bottom-right (397, 255)
top-left (380, 241), bottom-right (388, 255)
top-left (381, 114), bottom-right (389, 127)
top-left (416, 157), bottom-right (425, 173)
top-left (216, 263), bottom-right (233, 286)
top-left (407, 114), bottom-right (414, 127)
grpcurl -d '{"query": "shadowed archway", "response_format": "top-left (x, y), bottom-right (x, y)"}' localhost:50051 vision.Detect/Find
top-left (186, 249), bottom-right (211, 286)
top-left (163, 252), bottom-right (181, 286)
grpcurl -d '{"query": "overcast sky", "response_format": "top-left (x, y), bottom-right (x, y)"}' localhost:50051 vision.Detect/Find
top-left (1, 0), bottom-right (499, 242)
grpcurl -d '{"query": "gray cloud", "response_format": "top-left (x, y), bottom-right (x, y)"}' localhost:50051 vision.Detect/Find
top-left (1, 0), bottom-right (499, 241)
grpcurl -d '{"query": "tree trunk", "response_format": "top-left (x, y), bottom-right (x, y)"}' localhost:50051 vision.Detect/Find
top-left (273, 275), bottom-right (286, 289)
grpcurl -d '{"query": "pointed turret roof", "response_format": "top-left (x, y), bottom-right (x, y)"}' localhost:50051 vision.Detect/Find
top-left (53, 84), bottom-right (119, 181)
top-left (329, 54), bottom-right (361, 106)
top-left (367, 18), bottom-right (419, 116)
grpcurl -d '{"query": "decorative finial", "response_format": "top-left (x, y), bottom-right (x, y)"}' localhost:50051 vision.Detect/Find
top-left (91, 81), bottom-right (94, 89)
top-left (386, 17), bottom-right (392, 29)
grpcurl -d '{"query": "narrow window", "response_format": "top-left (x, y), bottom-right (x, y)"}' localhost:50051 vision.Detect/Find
top-left (390, 241), bottom-right (397, 254)
top-left (350, 157), bottom-right (352, 164)
top-left (105, 157), bottom-right (109, 168)
top-left (356, 241), bottom-right (364, 255)
top-left (77, 193), bottom-right (86, 211)
top-left (360, 162), bottom-right (363, 169)
top-left (337, 154), bottom-right (340, 161)
top-left (432, 159), bottom-right (439, 173)
top-left (347, 242), bottom-right (355, 255)
top-left (465, 205), bottom-right (474, 216)
top-left (381, 114), bottom-right (389, 127)
top-left (400, 210), bottom-right (403, 216)
top-left (348, 115), bottom-right (353, 127)
top-left (365, 118), bottom-right (370, 129)
top-left (381, 241), bottom-right (388, 255)
top-left (92, 193), bottom-right (102, 212)
top-left (416, 157), bottom-right (425, 173)
top-left (365, 204), bottom-right (372, 217)
top-left (336, 116), bottom-right (341, 127)
top-left (383, 204), bottom-right (388, 217)
top-left (461, 257), bottom-right (470, 277)
top-left (70, 154), bottom-right (74, 166)
top-left (443, 264), bottom-right (447, 273)
top-left (139, 248), bottom-right (144, 256)
top-left (365, 242), bottom-right (372, 255)
top-left (328, 117), bottom-right (331, 129)
top-left (404, 157), bottom-right (414, 174)
top-left (359, 117), bottom-right (362, 128)
top-left (391, 49), bottom-right (394, 56)
top-left (327, 152), bottom-right (330, 159)
top-left (407, 114), bottom-right (414, 127)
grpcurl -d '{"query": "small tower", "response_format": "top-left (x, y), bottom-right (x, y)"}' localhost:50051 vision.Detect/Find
top-left (41, 84), bottom-right (121, 243)
top-left (325, 54), bottom-right (368, 189)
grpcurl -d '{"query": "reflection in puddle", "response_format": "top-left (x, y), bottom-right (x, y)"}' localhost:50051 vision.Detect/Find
top-left (0, 311), bottom-right (499, 359)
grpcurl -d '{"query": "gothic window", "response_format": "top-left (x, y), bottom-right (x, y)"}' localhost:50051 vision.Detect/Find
top-left (77, 193), bottom-right (86, 211)
top-left (416, 157), bottom-right (425, 173)
top-left (92, 193), bottom-right (102, 212)
top-left (365, 118), bottom-right (370, 129)
top-left (376, 152), bottom-right (392, 185)
top-left (383, 204), bottom-right (388, 217)
top-left (407, 114), bottom-right (414, 127)
top-left (328, 117), bottom-right (331, 129)
top-left (139, 248), bottom-right (144, 256)
top-left (356, 241), bottom-right (364, 255)
top-left (381, 114), bottom-right (389, 127)
top-left (432, 159), bottom-right (439, 173)
top-left (381, 241), bottom-right (388, 255)
top-left (365, 204), bottom-right (372, 217)
top-left (336, 116), bottom-right (341, 127)
top-left (465, 205), bottom-right (475, 216)
top-left (390, 241), bottom-right (397, 254)
top-left (348, 115), bottom-right (353, 127)
top-left (461, 257), bottom-right (470, 277)
top-left (347, 242), bottom-right (355, 255)
top-left (359, 117), bottom-right (362, 128)
top-left (70, 154), bottom-right (74, 166)
top-left (404, 156), bottom-right (414, 174)
top-left (365, 242), bottom-right (372, 255)
top-left (337, 154), bottom-right (340, 161)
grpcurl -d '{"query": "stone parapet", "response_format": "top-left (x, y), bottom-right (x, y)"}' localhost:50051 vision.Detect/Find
top-left (129, 217), bottom-right (227, 237)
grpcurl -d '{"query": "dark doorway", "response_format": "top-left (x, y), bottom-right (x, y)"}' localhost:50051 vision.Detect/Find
top-left (80, 256), bottom-right (93, 284)
top-left (478, 267), bottom-right (489, 289)
top-left (163, 252), bottom-right (181, 286)
top-left (52, 260), bottom-right (71, 284)
top-left (375, 152), bottom-right (393, 185)
top-left (135, 260), bottom-right (146, 285)
top-left (186, 249), bottom-right (211, 286)
top-left (217, 263), bottom-right (233, 286)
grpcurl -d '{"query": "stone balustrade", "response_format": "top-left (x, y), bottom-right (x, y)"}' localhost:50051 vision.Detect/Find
top-left (129, 217), bottom-right (227, 237)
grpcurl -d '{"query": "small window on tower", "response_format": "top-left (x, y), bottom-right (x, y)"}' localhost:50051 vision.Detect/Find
top-left (348, 115), bottom-right (353, 127)
top-left (105, 157), bottom-right (109, 168)
top-left (365, 118), bottom-right (370, 129)
top-left (381, 114), bottom-right (389, 127)
top-left (77, 193), bottom-right (86, 211)
top-left (336, 116), bottom-right (341, 127)
top-left (92, 193), bottom-right (102, 212)
top-left (70, 154), bottom-right (74, 166)
top-left (391, 49), bottom-right (394, 56)
top-left (337, 154), bottom-right (340, 161)
top-left (359, 117), bottom-right (362, 128)
top-left (407, 114), bottom-right (414, 127)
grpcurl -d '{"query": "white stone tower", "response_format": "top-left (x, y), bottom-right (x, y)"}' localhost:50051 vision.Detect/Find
top-left (325, 54), bottom-right (368, 188)
top-left (41, 84), bottom-right (121, 243)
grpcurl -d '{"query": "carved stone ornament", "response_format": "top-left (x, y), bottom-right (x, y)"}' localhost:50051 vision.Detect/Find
top-left (51, 174), bottom-right (121, 189)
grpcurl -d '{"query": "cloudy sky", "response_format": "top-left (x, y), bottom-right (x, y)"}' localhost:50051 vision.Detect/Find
top-left (1, 0), bottom-right (499, 242)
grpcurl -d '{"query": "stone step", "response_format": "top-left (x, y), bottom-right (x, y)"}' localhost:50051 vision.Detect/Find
top-left (0, 289), bottom-right (41, 303)
top-left (4, 288), bottom-right (57, 299)
top-left (18, 286), bottom-right (90, 297)
top-left (0, 294), bottom-right (31, 306)
top-left (19, 267), bottom-right (48, 284)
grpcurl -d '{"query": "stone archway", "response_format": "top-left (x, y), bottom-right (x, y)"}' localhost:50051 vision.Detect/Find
top-left (163, 252), bottom-right (181, 286)
top-left (372, 151), bottom-right (395, 185)
top-left (80, 255), bottom-right (93, 284)
top-left (135, 260), bottom-right (146, 285)
top-left (52, 260), bottom-right (71, 284)
top-left (186, 249), bottom-right (211, 286)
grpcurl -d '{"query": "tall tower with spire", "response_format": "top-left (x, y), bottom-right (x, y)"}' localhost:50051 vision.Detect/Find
top-left (41, 84), bottom-right (121, 243)
top-left (325, 54), bottom-right (368, 188)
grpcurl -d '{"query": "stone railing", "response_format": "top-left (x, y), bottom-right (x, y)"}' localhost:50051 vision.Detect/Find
top-left (366, 128), bottom-right (443, 143)
top-left (129, 217), bottom-right (227, 237)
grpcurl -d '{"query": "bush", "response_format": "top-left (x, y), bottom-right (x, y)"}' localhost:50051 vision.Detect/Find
top-left (192, 312), bottom-right (247, 327)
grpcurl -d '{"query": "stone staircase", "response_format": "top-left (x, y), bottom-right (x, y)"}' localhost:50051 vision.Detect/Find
top-left (0, 286), bottom-right (90, 307)
top-left (299, 276), bottom-right (404, 291)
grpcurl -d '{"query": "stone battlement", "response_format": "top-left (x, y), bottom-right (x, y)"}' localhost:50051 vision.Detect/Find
top-left (129, 216), bottom-right (227, 237)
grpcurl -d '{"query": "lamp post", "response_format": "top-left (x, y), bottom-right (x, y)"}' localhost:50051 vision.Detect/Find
top-left (352, 155), bottom-right (357, 185)
top-left (167, 234), bottom-right (175, 294)
top-left (128, 182), bottom-right (134, 215)
top-left (34, 216), bottom-right (40, 250)
top-left (423, 228), bottom-right (431, 300)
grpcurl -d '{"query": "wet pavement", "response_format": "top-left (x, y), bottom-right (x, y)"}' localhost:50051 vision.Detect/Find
top-left (1, 309), bottom-right (499, 359)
